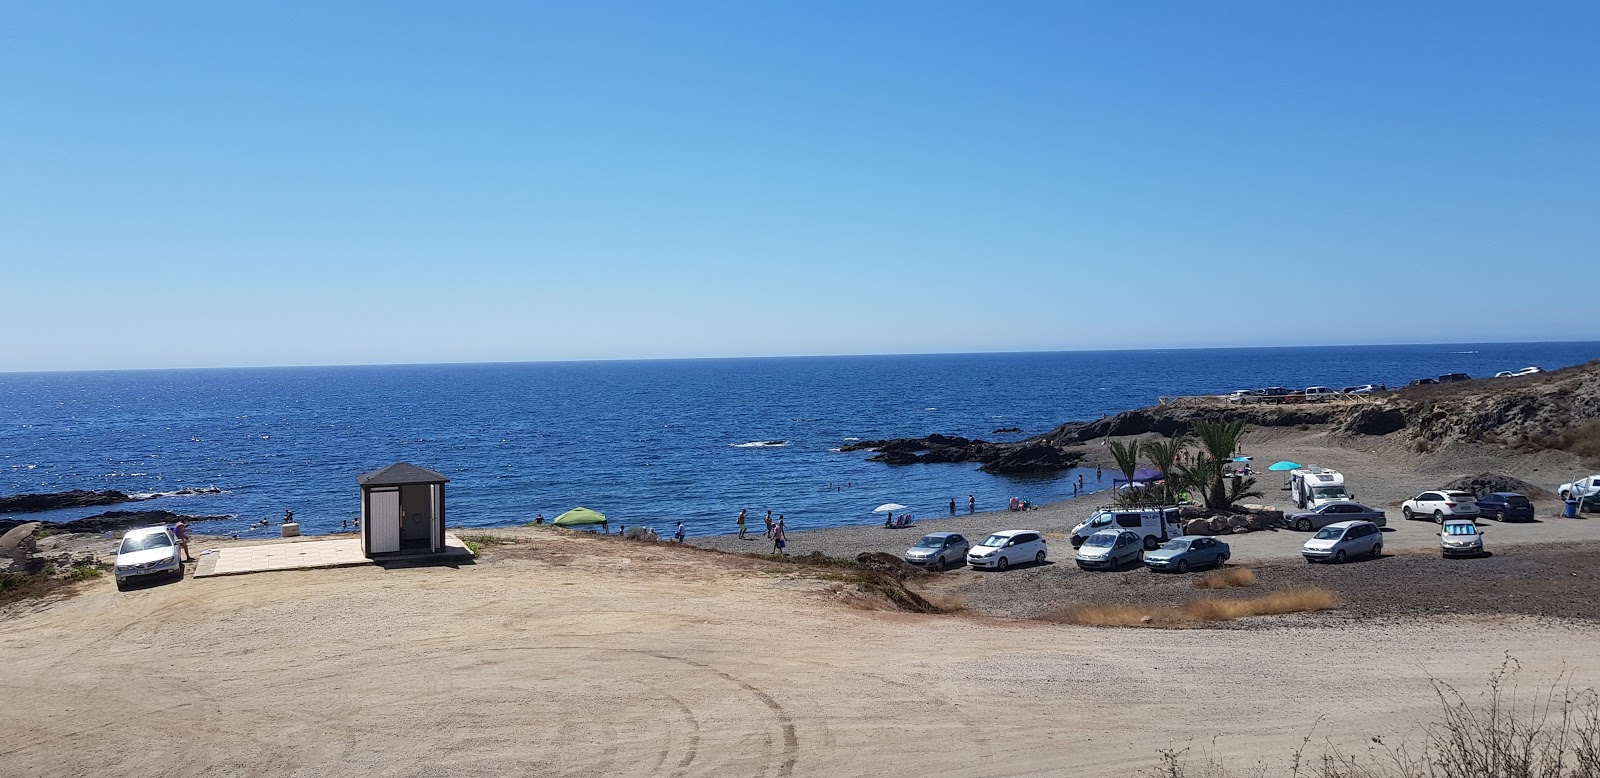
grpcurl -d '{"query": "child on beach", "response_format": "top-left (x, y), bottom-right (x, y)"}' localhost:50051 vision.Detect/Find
top-left (737, 509), bottom-right (747, 539)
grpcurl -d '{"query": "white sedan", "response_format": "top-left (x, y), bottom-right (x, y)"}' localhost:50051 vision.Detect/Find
top-left (114, 526), bottom-right (184, 588)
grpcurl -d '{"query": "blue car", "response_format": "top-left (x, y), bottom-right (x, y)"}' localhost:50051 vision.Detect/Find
top-left (1143, 536), bottom-right (1230, 573)
top-left (1475, 492), bottom-right (1535, 522)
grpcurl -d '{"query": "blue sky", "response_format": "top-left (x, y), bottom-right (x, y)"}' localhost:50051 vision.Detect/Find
top-left (2, 2), bottom-right (1596, 371)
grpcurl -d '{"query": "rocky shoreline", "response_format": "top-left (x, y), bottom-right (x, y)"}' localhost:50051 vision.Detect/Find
top-left (0, 509), bottom-right (232, 536)
top-left (0, 487), bottom-right (225, 515)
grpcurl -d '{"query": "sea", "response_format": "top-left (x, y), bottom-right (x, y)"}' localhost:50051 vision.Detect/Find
top-left (3, 342), bottom-right (1597, 538)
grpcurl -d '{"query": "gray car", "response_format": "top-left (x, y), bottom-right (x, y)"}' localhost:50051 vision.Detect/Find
top-left (903, 532), bottom-right (970, 571)
top-left (1075, 529), bottom-right (1143, 571)
top-left (1285, 500), bottom-right (1387, 532)
top-left (1439, 519), bottom-right (1485, 558)
top-left (1143, 536), bottom-right (1230, 573)
top-left (1302, 520), bottom-right (1383, 563)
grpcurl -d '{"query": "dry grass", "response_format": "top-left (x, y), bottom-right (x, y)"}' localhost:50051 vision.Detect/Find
top-left (1045, 588), bottom-right (1341, 628)
top-left (1192, 567), bottom-right (1256, 590)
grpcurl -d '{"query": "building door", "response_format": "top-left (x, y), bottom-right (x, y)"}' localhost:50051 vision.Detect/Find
top-left (369, 489), bottom-right (401, 554)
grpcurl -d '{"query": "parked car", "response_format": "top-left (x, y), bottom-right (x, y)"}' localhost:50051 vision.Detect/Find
top-left (1303, 386), bottom-right (1337, 397)
top-left (1301, 520), bottom-right (1383, 564)
top-left (1401, 490), bottom-right (1480, 522)
top-left (1407, 378), bottom-right (1437, 387)
top-left (1259, 386), bottom-right (1292, 397)
top-left (1514, 366), bottom-right (1542, 376)
top-left (1495, 371), bottom-right (1516, 378)
top-left (1074, 529), bottom-right (1143, 570)
top-left (1069, 506), bottom-right (1182, 550)
top-left (902, 532), bottom-right (969, 571)
top-left (966, 530), bottom-right (1047, 571)
top-left (1558, 475), bottom-right (1600, 501)
top-left (1438, 519), bottom-right (1485, 558)
top-left (1438, 373), bottom-right (1472, 382)
top-left (1284, 500), bottom-right (1388, 531)
top-left (1143, 536), bottom-right (1230, 573)
top-left (1475, 492), bottom-right (1535, 522)
top-left (1341, 384), bottom-right (1380, 394)
top-left (113, 526), bottom-right (184, 589)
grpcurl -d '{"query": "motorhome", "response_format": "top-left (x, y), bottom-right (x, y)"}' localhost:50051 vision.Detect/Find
top-left (1290, 468), bottom-right (1350, 509)
top-left (1069, 506), bottom-right (1183, 550)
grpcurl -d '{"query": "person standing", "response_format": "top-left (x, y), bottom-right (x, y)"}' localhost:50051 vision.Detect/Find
top-left (772, 517), bottom-right (786, 555)
top-left (948, 497), bottom-right (956, 515)
top-left (1096, 464), bottom-right (1103, 480)
top-left (173, 518), bottom-right (194, 563)
top-left (968, 494), bottom-right (975, 513)
top-left (674, 522), bottom-right (686, 543)
top-left (764, 510), bottom-right (774, 538)
top-left (736, 509), bottom-right (748, 539)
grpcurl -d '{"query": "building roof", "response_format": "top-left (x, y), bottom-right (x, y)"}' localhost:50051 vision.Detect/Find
top-left (358, 462), bottom-right (449, 486)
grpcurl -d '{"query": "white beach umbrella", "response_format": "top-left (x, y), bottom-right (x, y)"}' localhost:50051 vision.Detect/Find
top-left (873, 503), bottom-right (908, 513)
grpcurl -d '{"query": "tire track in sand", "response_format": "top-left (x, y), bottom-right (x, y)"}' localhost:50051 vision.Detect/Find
top-left (651, 653), bottom-right (799, 777)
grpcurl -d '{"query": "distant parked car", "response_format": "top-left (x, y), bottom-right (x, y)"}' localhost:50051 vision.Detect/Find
top-left (1343, 384), bottom-right (1382, 394)
top-left (1074, 529), bottom-right (1143, 571)
top-left (1407, 378), bottom-right (1437, 387)
top-left (1285, 501), bottom-right (1388, 532)
top-left (1438, 519), bottom-right (1485, 558)
top-left (1303, 386), bottom-right (1337, 397)
top-left (1142, 536), bottom-right (1229, 573)
top-left (1495, 371), bottom-right (1516, 378)
top-left (1401, 490), bottom-right (1480, 522)
top-left (902, 532), bottom-right (969, 571)
top-left (967, 530), bottom-right (1047, 571)
top-left (1475, 492), bottom-right (1535, 522)
top-left (1438, 373), bottom-right (1471, 382)
top-left (1301, 520), bottom-right (1383, 564)
top-left (1260, 386), bottom-right (1292, 397)
top-left (113, 526), bottom-right (184, 589)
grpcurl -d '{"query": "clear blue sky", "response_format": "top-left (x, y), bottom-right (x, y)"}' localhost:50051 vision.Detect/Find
top-left (3, 2), bottom-right (1596, 371)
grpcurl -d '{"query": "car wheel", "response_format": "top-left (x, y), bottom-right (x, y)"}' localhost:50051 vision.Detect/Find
top-left (1433, 510), bottom-right (1444, 523)
top-left (1334, 550), bottom-right (1347, 564)
top-left (931, 557), bottom-right (945, 573)
top-left (1143, 536), bottom-right (1159, 551)
top-left (1176, 559), bottom-right (1189, 574)
top-left (1034, 551), bottom-right (1045, 565)
top-left (1216, 553), bottom-right (1229, 568)
top-left (1402, 507), bottom-right (1415, 521)
top-left (997, 557), bottom-right (1009, 571)
top-left (1371, 543), bottom-right (1382, 559)
top-left (1295, 518), bottom-right (1312, 532)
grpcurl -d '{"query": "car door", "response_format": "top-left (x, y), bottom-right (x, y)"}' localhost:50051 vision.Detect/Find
top-left (948, 534), bottom-right (968, 563)
top-left (1413, 492), bottom-right (1441, 516)
top-left (1195, 537), bottom-right (1218, 565)
top-left (1119, 532), bottom-right (1140, 565)
top-left (1311, 504), bottom-right (1343, 529)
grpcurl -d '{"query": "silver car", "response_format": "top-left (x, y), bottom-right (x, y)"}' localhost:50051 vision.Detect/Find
top-left (1075, 529), bottom-right (1143, 571)
top-left (1439, 519), bottom-right (1485, 558)
top-left (114, 526), bottom-right (184, 588)
top-left (903, 532), bottom-right (970, 571)
top-left (1285, 501), bottom-right (1388, 532)
top-left (1301, 520), bottom-right (1383, 564)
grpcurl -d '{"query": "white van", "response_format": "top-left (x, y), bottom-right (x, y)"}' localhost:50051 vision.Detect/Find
top-left (1290, 468), bottom-right (1349, 509)
top-left (1069, 507), bottom-right (1182, 551)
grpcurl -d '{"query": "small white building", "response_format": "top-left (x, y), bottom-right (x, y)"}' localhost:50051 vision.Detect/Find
top-left (358, 463), bottom-right (448, 558)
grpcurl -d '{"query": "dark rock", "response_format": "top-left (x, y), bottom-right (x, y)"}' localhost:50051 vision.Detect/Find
top-left (0, 490), bottom-right (141, 514)
top-left (1341, 406), bottom-right (1408, 436)
top-left (992, 427), bottom-right (1022, 434)
top-left (1442, 473), bottom-right (1551, 499)
top-left (0, 510), bottom-right (231, 536)
top-left (979, 445), bottom-right (1085, 474)
top-left (866, 450), bottom-right (922, 465)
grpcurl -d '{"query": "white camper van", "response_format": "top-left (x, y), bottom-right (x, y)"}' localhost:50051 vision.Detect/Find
top-left (1290, 468), bottom-right (1350, 509)
top-left (1069, 506), bottom-right (1183, 551)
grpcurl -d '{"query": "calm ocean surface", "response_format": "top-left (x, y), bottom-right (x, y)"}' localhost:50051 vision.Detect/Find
top-left (3, 343), bottom-right (1597, 538)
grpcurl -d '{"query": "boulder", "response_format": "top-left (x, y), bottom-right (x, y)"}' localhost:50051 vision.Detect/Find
top-left (1226, 515), bottom-right (1251, 530)
top-left (1183, 519), bottom-right (1213, 536)
top-left (1206, 516), bottom-right (1229, 534)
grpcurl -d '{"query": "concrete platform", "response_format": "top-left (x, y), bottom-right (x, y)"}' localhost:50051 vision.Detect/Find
top-left (193, 534), bottom-right (474, 578)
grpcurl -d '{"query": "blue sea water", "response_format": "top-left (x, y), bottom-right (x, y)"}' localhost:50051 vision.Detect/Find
top-left (2, 342), bottom-right (1597, 538)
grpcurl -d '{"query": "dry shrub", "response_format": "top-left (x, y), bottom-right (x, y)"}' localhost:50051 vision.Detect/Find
top-left (1561, 419), bottom-right (1600, 461)
top-left (1412, 438), bottom-right (1434, 453)
top-left (1191, 567), bottom-right (1256, 590)
top-left (919, 591), bottom-right (968, 614)
top-left (1045, 588), bottom-right (1340, 628)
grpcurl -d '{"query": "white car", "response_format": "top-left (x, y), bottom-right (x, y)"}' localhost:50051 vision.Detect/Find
top-left (1302, 520), bottom-right (1383, 564)
top-left (1400, 490), bottom-right (1480, 522)
top-left (114, 526), bottom-right (184, 588)
top-left (1342, 384), bottom-right (1380, 395)
top-left (1514, 366), bottom-right (1542, 376)
top-left (1559, 475), bottom-right (1600, 501)
top-left (1303, 386), bottom-right (1337, 397)
top-left (966, 529), bottom-right (1047, 571)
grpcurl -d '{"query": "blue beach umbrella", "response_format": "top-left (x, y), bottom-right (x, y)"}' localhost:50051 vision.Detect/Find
top-left (1268, 461), bottom-right (1302, 472)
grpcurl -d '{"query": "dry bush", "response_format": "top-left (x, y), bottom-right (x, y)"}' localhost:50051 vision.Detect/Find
top-left (918, 591), bottom-right (968, 614)
top-left (1045, 588), bottom-right (1340, 628)
top-left (1560, 420), bottom-right (1600, 462)
top-left (1192, 567), bottom-right (1257, 590)
top-left (1412, 438), bottom-right (1434, 454)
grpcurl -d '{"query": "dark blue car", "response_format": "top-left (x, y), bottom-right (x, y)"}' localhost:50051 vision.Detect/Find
top-left (1476, 492), bottom-right (1535, 522)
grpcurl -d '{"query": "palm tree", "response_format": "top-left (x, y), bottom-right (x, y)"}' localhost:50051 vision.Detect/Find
top-left (1191, 420), bottom-right (1252, 510)
top-left (1107, 439), bottom-right (1142, 505)
top-left (1140, 435), bottom-right (1190, 504)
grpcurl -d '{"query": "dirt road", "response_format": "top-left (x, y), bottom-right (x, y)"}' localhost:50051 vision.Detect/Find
top-left (4, 530), bottom-right (1598, 777)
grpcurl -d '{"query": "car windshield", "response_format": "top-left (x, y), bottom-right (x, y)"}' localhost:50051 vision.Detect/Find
top-left (1084, 534), bottom-right (1115, 548)
top-left (1506, 496), bottom-right (1530, 506)
top-left (1312, 527), bottom-right (1345, 540)
top-left (120, 533), bottom-right (172, 553)
top-left (1445, 524), bottom-right (1478, 536)
top-left (914, 536), bottom-right (945, 548)
top-left (1313, 487), bottom-right (1347, 498)
top-left (978, 535), bottom-right (1006, 547)
top-left (1158, 539), bottom-right (1191, 551)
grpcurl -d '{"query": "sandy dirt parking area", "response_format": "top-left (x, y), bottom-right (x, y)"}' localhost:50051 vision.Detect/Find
top-left (4, 528), bottom-right (1599, 778)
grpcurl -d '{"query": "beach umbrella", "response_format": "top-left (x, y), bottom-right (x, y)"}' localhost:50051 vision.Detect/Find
top-left (1232, 456), bottom-right (1253, 462)
top-left (872, 503), bottom-right (907, 513)
top-left (1268, 461), bottom-right (1302, 472)
top-left (1131, 468), bottom-right (1164, 481)
top-left (552, 507), bottom-right (608, 526)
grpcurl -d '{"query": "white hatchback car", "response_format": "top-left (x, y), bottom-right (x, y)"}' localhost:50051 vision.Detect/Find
top-left (1401, 491), bottom-right (1480, 522)
top-left (966, 530), bottom-right (1047, 571)
top-left (114, 526), bottom-right (184, 588)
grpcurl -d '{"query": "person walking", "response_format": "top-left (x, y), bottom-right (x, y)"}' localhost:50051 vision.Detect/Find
top-left (674, 522), bottom-right (686, 543)
top-left (764, 510), bottom-right (774, 538)
top-left (736, 509), bottom-right (748, 539)
top-left (968, 494), bottom-right (975, 513)
top-left (772, 517), bottom-right (786, 555)
top-left (948, 497), bottom-right (956, 515)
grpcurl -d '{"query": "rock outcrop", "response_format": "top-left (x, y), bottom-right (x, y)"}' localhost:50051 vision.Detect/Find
top-left (0, 490), bottom-right (139, 514)
top-left (0, 510), bottom-right (231, 536)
